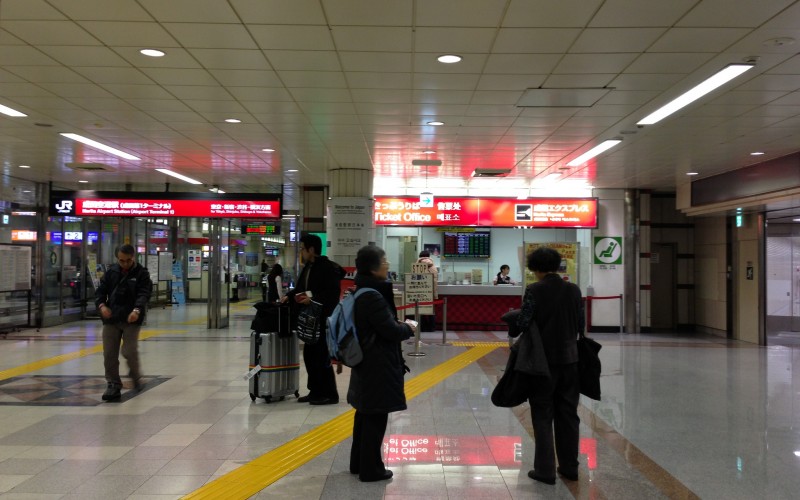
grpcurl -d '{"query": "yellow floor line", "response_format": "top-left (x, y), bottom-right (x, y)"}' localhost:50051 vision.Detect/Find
top-left (451, 341), bottom-right (508, 347)
top-left (0, 328), bottom-right (186, 382)
top-left (182, 345), bottom-right (497, 500)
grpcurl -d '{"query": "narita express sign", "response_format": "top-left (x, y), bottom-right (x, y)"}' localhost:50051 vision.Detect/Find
top-left (373, 196), bottom-right (597, 228)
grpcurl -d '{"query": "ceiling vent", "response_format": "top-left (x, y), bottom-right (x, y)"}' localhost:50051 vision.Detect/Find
top-left (472, 168), bottom-right (511, 178)
top-left (65, 162), bottom-right (115, 172)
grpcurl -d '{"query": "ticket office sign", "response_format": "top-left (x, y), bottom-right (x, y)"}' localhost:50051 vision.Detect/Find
top-left (374, 196), bottom-right (597, 228)
top-left (50, 191), bottom-right (282, 218)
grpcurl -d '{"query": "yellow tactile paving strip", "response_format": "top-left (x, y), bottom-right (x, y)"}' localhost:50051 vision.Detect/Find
top-left (0, 328), bottom-right (186, 383)
top-left (182, 344), bottom-right (498, 500)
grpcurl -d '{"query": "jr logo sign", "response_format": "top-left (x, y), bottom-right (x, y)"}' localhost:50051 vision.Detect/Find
top-left (54, 200), bottom-right (73, 214)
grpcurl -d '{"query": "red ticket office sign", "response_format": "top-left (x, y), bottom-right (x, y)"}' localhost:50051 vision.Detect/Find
top-left (374, 196), bottom-right (597, 228)
top-left (49, 191), bottom-right (282, 218)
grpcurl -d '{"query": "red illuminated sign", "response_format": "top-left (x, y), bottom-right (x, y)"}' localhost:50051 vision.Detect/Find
top-left (373, 196), bottom-right (597, 228)
top-left (50, 191), bottom-right (282, 218)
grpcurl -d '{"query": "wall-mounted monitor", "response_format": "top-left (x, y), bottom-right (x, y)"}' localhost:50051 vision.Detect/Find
top-left (443, 231), bottom-right (490, 258)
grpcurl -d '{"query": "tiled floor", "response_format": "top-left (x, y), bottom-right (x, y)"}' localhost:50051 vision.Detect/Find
top-left (0, 301), bottom-right (797, 499)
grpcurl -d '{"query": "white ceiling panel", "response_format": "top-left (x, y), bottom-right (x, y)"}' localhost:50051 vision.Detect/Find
top-left (79, 21), bottom-right (179, 47)
top-left (0, 21), bottom-right (100, 45)
top-left (415, 0), bottom-right (506, 27)
top-left (493, 28), bottom-right (581, 54)
top-left (347, 72), bottom-right (413, 89)
top-left (323, 0), bottom-right (412, 26)
top-left (37, 46), bottom-right (131, 67)
top-left (590, 0), bottom-right (696, 27)
top-left (249, 25), bottom-right (335, 51)
top-left (289, 88), bottom-right (352, 103)
top-left (208, 69), bottom-right (282, 88)
top-left (73, 67), bottom-right (152, 85)
top-left (191, 49), bottom-right (268, 70)
top-left (554, 54), bottom-right (639, 74)
top-left (339, 52), bottom-right (412, 73)
top-left (278, 71), bottom-right (347, 88)
top-left (263, 51), bottom-right (340, 71)
top-left (649, 28), bottom-right (752, 53)
top-left (542, 74), bottom-right (616, 88)
top-left (330, 27), bottom-right (412, 52)
top-left (227, 87), bottom-right (293, 102)
top-left (571, 28), bottom-right (667, 54)
top-left (50, 0), bottom-right (152, 21)
top-left (230, 0), bottom-right (327, 25)
top-left (502, 0), bottom-right (602, 28)
top-left (162, 24), bottom-right (258, 50)
top-left (484, 54), bottom-right (562, 74)
top-left (414, 28), bottom-right (497, 53)
top-left (413, 73), bottom-right (480, 90)
top-left (139, 0), bottom-right (240, 23)
top-left (0, 46), bottom-right (59, 66)
top-left (679, 0), bottom-right (794, 27)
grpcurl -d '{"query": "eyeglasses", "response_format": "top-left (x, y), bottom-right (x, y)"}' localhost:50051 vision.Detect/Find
top-left (381, 259), bottom-right (390, 266)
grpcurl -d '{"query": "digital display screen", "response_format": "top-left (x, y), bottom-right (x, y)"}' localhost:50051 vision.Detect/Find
top-left (242, 222), bottom-right (280, 235)
top-left (443, 232), bottom-right (490, 258)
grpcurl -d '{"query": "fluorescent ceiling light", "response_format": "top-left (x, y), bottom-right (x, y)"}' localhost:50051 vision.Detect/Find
top-left (437, 54), bottom-right (462, 64)
top-left (686, 172), bottom-right (699, 176)
top-left (139, 49), bottom-right (165, 57)
top-left (78, 180), bottom-right (88, 183)
top-left (567, 139), bottom-right (622, 167)
top-left (225, 118), bottom-right (241, 123)
top-left (750, 151), bottom-right (765, 156)
top-left (427, 121), bottom-right (444, 126)
top-left (60, 133), bottom-right (140, 160)
top-left (422, 149), bottom-right (436, 154)
top-left (637, 64), bottom-right (754, 125)
top-left (18, 165), bottom-right (30, 169)
top-left (261, 148), bottom-right (275, 152)
top-left (155, 168), bottom-right (202, 185)
top-left (286, 169), bottom-right (298, 172)
top-left (0, 103), bottom-right (27, 117)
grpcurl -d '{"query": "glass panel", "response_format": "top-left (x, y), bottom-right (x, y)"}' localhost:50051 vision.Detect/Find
top-left (61, 217), bottom-right (83, 318)
top-left (219, 220), bottom-right (230, 327)
top-left (42, 217), bottom-right (63, 324)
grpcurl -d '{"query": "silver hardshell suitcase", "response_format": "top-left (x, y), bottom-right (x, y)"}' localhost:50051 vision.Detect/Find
top-left (248, 331), bottom-right (300, 403)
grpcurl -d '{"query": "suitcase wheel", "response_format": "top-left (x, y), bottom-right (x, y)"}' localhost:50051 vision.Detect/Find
top-left (279, 396), bottom-right (285, 401)
top-left (249, 393), bottom-right (256, 402)
top-left (263, 396), bottom-right (272, 404)
top-left (294, 390), bottom-right (300, 398)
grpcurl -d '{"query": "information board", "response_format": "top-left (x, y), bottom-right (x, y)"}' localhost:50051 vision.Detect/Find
top-left (404, 271), bottom-right (434, 315)
top-left (241, 221), bottom-right (280, 235)
top-left (158, 251), bottom-right (173, 282)
top-left (187, 249), bottom-right (202, 279)
top-left (171, 262), bottom-right (186, 305)
top-left (146, 254), bottom-right (159, 279)
top-left (0, 244), bottom-right (31, 292)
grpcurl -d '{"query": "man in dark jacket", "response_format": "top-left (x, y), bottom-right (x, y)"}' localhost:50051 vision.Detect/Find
top-left (95, 244), bottom-right (153, 401)
top-left (284, 233), bottom-right (344, 405)
top-left (517, 247), bottom-right (585, 485)
top-left (347, 245), bottom-right (413, 482)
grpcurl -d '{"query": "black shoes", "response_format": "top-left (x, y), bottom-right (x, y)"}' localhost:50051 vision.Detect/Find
top-left (101, 383), bottom-right (122, 401)
top-left (360, 470), bottom-right (393, 482)
top-left (527, 470), bottom-right (556, 485)
top-left (557, 467), bottom-right (578, 481)
top-left (297, 395), bottom-right (312, 403)
top-left (309, 397), bottom-right (339, 405)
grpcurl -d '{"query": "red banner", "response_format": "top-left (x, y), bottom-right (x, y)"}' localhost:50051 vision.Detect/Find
top-left (373, 196), bottom-right (597, 228)
top-left (73, 198), bottom-right (280, 217)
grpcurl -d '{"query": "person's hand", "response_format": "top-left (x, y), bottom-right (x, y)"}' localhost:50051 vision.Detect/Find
top-left (127, 308), bottom-right (141, 324)
top-left (280, 295), bottom-right (288, 303)
top-left (295, 293), bottom-right (311, 305)
top-left (99, 304), bottom-right (112, 320)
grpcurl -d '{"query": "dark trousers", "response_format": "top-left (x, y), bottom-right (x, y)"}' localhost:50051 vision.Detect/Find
top-left (302, 337), bottom-right (338, 399)
top-left (350, 411), bottom-right (389, 480)
top-left (529, 363), bottom-right (580, 477)
top-left (102, 322), bottom-right (142, 386)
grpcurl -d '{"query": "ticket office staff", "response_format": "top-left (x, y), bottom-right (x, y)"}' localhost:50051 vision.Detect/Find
top-left (494, 264), bottom-right (515, 285)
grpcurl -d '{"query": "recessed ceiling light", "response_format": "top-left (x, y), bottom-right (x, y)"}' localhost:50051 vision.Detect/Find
top-left (422, 149), bottom-right (436, 154)
top-left (225, 118), bottom-right (241, 123)
top-left (261, 148), bottom-right (275, 152)
top-left (139, 49), bottom-right (165, 57)
top-left (437, 54), bottom-right (462, 64)
top-left (287, 169), bottom-right (298, 173)
top-left (793, 219), bottom-right (800, 223)
top-left (78, 180), bottom-right (88, 183)
top-left (18, 165), bottom-right (30, 169)
top-left (686, 172), bottom-right (699, 176)
top-left (0, 103), bottom-right (27, 117)
top-left (60, 133), bottom-right (140, 160)
top-left (427, 121), bottom-right (444, 126)
top-left (751, 151), bottom-right (765, 156)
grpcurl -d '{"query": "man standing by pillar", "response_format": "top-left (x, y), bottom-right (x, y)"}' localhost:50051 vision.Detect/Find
top-left (284, 233), bottom-right (344, 405)
top-left (95, 244), bottom-right (153, 401)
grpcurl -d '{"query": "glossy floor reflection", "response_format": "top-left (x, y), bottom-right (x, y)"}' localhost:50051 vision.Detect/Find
top-left (0, 302), bottom-right (796, 499)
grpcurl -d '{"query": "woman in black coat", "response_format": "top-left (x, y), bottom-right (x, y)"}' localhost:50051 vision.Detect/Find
top-left (347, 245), bottom-right (414, 482)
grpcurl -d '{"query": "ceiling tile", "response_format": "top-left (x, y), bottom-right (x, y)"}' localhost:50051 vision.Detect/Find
top-left (410, 103), bottom-right (468, 115)
top-left (554, 53), bottom-right (638, 74)
top-left (471, 91), bottom-right (523, 105)
top-left (493, 28), bottom-right (581, 54)
top-left (289, 88), bottom-right (353, 103)
top-left (351, 89), bottom-right (411, 103)
top-left (416, 0), bottom-right (506, 27)
top-left (7, 66), bottom-right (88, 83)
top-left (249, 25), bottom-right (334, 51)
top-left (502, 0), bottom-right (602, 27)
top-left (412, 90), bottom-right (472, 104)
top-left (736, 74), bottom-right (800, 92)
top-left (38, 45), bottom-right (131, 68)
top-left (182, 100), bottom-right (248, 114)
top-left (96, 84), bottom-right (172, 99)
top-left (542, 74), bottom-right (616, 88)
top-left (162, 23), bottom-right (258, 49)
top-left (191, 49), bottom-right (268, 70)
top-left (208, 69), bottom-right (282, 88)
top-left (679, 0), bottom-right (793, 27)
top-left (80, 21), bottom-right (179, 47)
top-left (278, 71), bottom-right (347, 88)
top-left (38, 82), bottom-right (115, 98)
top-left (414, 27), bottom-right (496, 53)
top-left (230, 0), bottom-right (327, 24)
top-left (589, 0), bottom-right (696, 27)
top-left (138, 68), bottom-right (217, 86)
top-left (331, 27), bottom-right (411, 52)
top-left (227, 87), bottom-right (294, 102)
top-left (163, 85), bottom-right (235, 101)
top-left (50, 0), bottom-right (152, 21)
top-left (649, 28), bottom-right (751, 52)
top-left (626, 53), bottom-right (715, 74)
top-left (0, 46), bottom-right (59, 65)
top-left (339, 52), bottom-right (412, 73)
top-left (484, 54), bottom-right (561, 74)
top-left (138, 0), bottom-right (240, 23)
top-left (73, 67), bottom-right (152, 85)
top-left (1, 0), bottom-right (67, 20)
top-left (297, 102), bottom-right (358, 115)
top-left (607, 73), bottom-right (685, 91)
top-left (347, 72), bottom-right (412, 89)
top-left (476, 74), bottom-right (546, 91)
top-left (263, 51), bottom-right (340, 71)
top-left (571, 28), bottom-right (667, 54)
top-left (323, 0), bottom-right (412, 25)
top-left (413, 74), bottom-right (480, 90)
top-left (1, 20), bottom-right (101, 45)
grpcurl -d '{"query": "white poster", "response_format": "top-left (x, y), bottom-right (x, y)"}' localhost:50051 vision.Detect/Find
top-left (404, 271), bottom-right (434, 315)
top-left (158, 251), bottom-right (173, 281)
top-left (187, 249), bottom-right (202, 279)
top-left (327, 197), bottom-right (373, 255)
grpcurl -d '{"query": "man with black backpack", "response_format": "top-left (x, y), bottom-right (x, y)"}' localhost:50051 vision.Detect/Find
top-left (283, 233), bottom-right (344, 405)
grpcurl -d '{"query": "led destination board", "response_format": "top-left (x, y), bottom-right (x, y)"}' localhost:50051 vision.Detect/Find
top-left (50, 191), bottom-right (282, 218)
top-left (241, 222), bottom-right (281, 235)
top-left (374, 196), bottom-right (597, 228)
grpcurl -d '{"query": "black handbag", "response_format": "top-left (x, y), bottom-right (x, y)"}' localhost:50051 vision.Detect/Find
top-left (577, 332), bottom-right (602, 400)
top-left (491, 346), bottom-right (533, 408)
top-left (295, 300), bottom-right (323, 344)
top-left (251, 302), bottom-right (290, 337)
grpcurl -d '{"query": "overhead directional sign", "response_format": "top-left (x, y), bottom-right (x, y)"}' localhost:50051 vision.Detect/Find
top-left (419, 192), bottom-right (434, 208)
